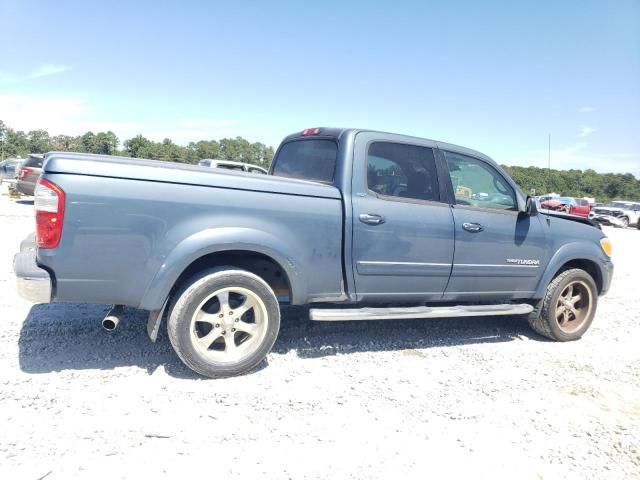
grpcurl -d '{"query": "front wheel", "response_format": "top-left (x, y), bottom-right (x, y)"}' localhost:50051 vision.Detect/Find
top-left (167, 268), bottom-right (281, 378)
top-left (528, 268), bottom-right (598, 341)
top-left (620, 217), bottom-right (629, 228)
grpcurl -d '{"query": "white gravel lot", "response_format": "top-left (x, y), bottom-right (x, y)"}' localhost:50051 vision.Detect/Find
top-left (0, 185), bottom-right (638, 480)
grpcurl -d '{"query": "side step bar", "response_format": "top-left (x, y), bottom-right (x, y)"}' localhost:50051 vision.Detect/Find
top-left (309, 303), bottom-right (533, 322)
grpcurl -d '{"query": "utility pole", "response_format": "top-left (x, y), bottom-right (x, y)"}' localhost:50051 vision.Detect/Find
top-left (547, 133), bottom-right (551, 193)
top-left (548, 133), bottom-right (551, 171)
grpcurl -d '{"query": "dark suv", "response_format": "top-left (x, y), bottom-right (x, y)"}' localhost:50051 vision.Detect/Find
top-left (15, 154), bottom-right (44, 196)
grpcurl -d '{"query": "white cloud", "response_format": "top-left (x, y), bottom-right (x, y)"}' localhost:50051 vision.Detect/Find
top-left (0, 65), bottom-right (71, 83)
top-left (578, 126), bottom-right (597, 138)
top-left (0, 71), bottom-right (18, 83)
top-left (0, 94), bottom-right (245, 145)
top-left (0, 94), bottom-right (140, 137)
top-left (27, 64), bottom-right (72, 79)
top-left (577, 106), bottom-right (596, 113)
top-left (180, 119), bottom-right (239, 128)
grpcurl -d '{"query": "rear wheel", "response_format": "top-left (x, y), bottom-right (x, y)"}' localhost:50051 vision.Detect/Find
top-left (528, 268), bottom-right (597, 341)
top-left (167, 268), bottom-right (280, 378)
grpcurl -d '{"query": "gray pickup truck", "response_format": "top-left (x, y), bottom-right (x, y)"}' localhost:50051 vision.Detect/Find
top-left (14, 128), bottom-right (614, 378)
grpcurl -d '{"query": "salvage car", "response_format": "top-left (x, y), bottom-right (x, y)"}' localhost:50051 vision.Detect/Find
top-left (14, 154), bottom-right (44, 196)
top-left (0, 158), bottom-right (21, 184)
top-left (540, 197), bottom-right (591, 218)
top-left (14, 128), bottom-right (614, 378)
top-left (198, 159), bottom-right (268, 174)
top-left (590, 201), bottom-right (640, 228)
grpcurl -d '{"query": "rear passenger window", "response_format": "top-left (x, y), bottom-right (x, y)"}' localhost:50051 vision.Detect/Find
top-left (367, 142), bottom-right (439, 202)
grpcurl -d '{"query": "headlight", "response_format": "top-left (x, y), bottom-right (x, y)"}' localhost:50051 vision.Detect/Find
top-left (600, 237), bottom-right (612, 257)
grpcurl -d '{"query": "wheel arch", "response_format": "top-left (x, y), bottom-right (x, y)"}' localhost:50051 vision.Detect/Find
top-left (535, 242), bottom-right (608, 298)
top-left (139, 227), bottom-right (306, 310)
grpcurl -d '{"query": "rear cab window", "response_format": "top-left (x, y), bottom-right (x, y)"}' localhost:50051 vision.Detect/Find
top-left (271, 139), bottom-right (338, 183)
top-left (24, 157), bottom-right (44, 168)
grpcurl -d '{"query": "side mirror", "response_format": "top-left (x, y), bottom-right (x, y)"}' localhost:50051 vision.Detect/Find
top-left (524, 196), bottom-right (538, 216)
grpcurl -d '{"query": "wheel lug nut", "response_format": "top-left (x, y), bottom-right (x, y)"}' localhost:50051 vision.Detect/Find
top-left (215, 324), bottom-right (220, 328)
top-left (219, 314), bottom-right (224, 318)
top-left (222, 331), bottom-right (226, 335)
top-left (229, 311), bottom-right (234, 315)
top-left (231, 328), bottom-right (236, 332)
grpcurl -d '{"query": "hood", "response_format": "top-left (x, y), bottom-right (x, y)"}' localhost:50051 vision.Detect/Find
top-left (539, 209), bottom-right (600, 229)
top-left (595, 206), bottom-right (624, 212)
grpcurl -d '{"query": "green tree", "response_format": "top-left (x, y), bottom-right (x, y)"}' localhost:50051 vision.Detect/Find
top-left (191, 140), bottom-right (220, 161)
top-left (27, 130), bottom-right (51, 153)
top-left (0, 120), bottom-right (7, 160)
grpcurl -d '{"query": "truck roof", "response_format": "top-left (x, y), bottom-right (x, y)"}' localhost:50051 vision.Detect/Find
top-left (281, 127), bottom-right (495, 164)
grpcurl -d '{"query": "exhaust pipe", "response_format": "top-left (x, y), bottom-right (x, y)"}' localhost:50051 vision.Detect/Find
top-left (102, 305), bottom-right (124, 332)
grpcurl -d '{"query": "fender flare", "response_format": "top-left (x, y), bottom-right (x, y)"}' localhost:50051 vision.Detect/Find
top-left (534, 241), bottom-right (608, 298)
top-left (138, 227), bottom-right (306, 310)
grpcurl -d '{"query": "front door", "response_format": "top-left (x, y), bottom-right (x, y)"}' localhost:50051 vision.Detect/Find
top-left (351, 132), bottom-right (455, 303)
top-left (441, 150), bottom-right (547, 300)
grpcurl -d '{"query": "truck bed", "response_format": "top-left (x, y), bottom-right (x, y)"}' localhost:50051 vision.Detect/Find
top-left (44, 152), bottom-right (341, 200)
top-left (37, 153), bottom-right (345, 309)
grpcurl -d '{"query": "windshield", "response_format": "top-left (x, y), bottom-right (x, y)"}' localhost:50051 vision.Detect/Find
top-left (610, 202), bottom-right (631, 209)
top-left (271, 139), bottom-right (338, 183)
top-left (23, 156), bottom-right (44, 168)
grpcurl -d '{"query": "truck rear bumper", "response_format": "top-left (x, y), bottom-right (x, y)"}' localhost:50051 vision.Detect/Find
top-left (14, 236), bottom-right (52, 304)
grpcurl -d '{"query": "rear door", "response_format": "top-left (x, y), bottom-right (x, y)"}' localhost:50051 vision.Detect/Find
top-left (442, 150), bottom-right (547, 300)
top-left (351, 132), bottom-right (454, 302)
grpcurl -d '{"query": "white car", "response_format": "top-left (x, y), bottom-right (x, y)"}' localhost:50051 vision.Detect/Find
top-left (198, 159), bottom-right (268, 175)
top-left (590, 201), bottom-right (640, 228)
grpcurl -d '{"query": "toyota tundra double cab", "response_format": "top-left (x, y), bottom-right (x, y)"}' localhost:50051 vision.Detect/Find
top-left (14, 128), bottom-right (614, 378)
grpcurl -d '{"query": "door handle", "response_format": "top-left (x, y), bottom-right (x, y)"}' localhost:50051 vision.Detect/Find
top-left (359, 213), bottom-right (386, 225)
top-left (462, 222), bottom-right (484, 233)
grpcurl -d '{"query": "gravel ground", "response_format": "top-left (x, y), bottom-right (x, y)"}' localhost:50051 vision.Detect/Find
top-left (0, 186), bottom-right (638, 480)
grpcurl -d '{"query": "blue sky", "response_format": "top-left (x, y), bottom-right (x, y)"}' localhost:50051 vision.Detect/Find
top-left (1, 0), bottom-right (639, 175)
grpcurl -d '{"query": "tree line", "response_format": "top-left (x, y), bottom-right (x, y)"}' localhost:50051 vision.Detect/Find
top-left (1, 120), bottom-right (638, 201)
top-left (0, 120), bottom-right (274, 167)
top-left (502, 165), bottom-right (640, 202)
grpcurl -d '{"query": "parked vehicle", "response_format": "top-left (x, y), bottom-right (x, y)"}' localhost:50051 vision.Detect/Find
top-left (198, 159), bottom-right (268, 174)
top-left (0, 158), bottom-right (21, 184)
top-left (590, 201), bottom-right (640, 228)
top-left (540, 197), bottom-right (591, 218)
top-left (14, 128), bottom-right (614, 378)
top-left (14, 154), bottom-right (44, 196)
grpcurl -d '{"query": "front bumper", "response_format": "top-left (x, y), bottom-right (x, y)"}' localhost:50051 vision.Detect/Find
top-left (590, 214), bottom-right (625, 228)
top-left (600, 259), bottom-right (614, 296)
top-left (14, 236), bottom-right (52, 303)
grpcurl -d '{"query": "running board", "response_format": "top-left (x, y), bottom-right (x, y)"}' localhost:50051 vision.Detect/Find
top-left (309, 303), bottom-right (533, 322)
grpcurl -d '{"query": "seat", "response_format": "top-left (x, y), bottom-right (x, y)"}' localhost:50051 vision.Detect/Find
top-left (401, 171), bottom-right (434, 200)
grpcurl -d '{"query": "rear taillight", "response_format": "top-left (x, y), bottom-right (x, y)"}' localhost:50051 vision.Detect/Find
top-left (20, 167), bottom-right (34, 178)
top-left (35, 178), bottom-right (65, 249)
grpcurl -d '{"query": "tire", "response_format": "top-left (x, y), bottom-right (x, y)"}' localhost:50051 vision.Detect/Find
top-left (167, 267), bottom-right (281, 378)
top-left (528, 268), bottom-right (598, 341)
top-left (620, 217), bottom-right (629, 228)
